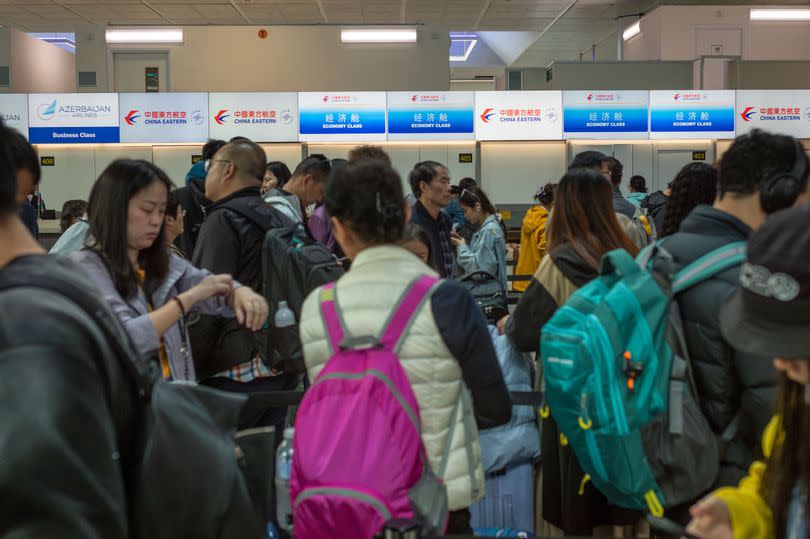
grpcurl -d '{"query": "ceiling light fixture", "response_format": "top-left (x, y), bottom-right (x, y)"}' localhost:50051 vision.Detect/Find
top-left (622, 20), bottom-right (641, 41)
top-left (750, 9), bottom-right (810, 21)
top-left (340, 28), bottom-right (417, 43)
top-left (105, 28), bottom-right (184, 44)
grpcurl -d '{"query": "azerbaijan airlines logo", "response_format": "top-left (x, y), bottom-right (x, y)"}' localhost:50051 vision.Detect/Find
top-left (741, 107), bottom-right (756, 122)
top-left (37, 100), bottom-right (57, 121)
top-left (215, 110), bottom-right (230, 124)
top-left (124, 110), bottom-right (140, 125)
top-left (480, 108), bottom-right (496, 123)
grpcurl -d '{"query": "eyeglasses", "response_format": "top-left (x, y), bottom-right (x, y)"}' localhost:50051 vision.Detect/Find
top-left (204, 159), bottom-right (231, 172)
top-left (460, 188), bottom-right (481, 204)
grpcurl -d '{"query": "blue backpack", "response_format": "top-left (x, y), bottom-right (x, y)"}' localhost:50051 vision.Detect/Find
top-left (539, 241), bottom-right (746, 516)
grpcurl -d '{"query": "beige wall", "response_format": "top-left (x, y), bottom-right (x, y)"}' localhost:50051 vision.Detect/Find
top-left (162, 26), bottom-right (450, 92)
top-left (625, 5), bottom-right (810, 62)
top-left (10, 29), bottom-right (75, 93)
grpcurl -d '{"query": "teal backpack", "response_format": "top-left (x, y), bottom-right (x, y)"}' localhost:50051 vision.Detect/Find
top-left (539, 241), bottom-right (746, 516)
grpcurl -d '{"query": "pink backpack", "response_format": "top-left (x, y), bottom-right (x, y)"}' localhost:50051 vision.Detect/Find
top-left (290, 275), bottom-right (449, 539)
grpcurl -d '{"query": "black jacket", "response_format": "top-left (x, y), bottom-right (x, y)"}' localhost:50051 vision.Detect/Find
top-left (0, 255), bottom-right (138, 538)
top-left (664, 205), bottom-right (776, 488)
top-left (410, 200), bottom-right (455, 279)
top-left (175, 178), bottom-right (209, 257)
top-left (612, 185), bottom-right (636, 219)
top-left (507, 244), bottom-right (640, 533)
top-left (190, 187), bottom-right (292, 378)
top-left (642, 191), bottom-right (669, 233)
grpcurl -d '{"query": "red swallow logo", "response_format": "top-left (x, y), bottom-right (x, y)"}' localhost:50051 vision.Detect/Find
top-left (587, 94), bottom-right (593, 101)
top-left (124, 110), bottom-right (140, 125)
top-left (674, 93), bottom-right (681, 101)
top-left (411, 95), bottom-right (418, 102)
top-left (741, 106), bottom-right (756, 122)
top-left (480, 108), bottom-right (496, 123)
top-left (322, 95), bottom-right (329, 103)
top-left (214, 110), bottom-right (230, 124)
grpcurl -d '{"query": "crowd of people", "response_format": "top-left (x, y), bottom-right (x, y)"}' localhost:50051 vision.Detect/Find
top-left (0, 115), bottom-right (808, 539)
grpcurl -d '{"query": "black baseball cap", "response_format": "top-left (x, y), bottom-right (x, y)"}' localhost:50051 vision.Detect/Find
top-left (720, 203), bottom-right (810, 359)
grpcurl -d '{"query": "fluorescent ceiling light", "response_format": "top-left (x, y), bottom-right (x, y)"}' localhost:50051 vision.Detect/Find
top-left (106, 28), bottom-right (184, 44)
top-left (341, 28), bottom-right (417, 43)
top-left (750, 9), bottom-right (810, 20)
top-left (622, 20), bottom-right (641, 41)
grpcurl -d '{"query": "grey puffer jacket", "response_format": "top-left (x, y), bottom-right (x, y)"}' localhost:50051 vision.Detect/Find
top-left (664, 205), bottom-right (777, 489)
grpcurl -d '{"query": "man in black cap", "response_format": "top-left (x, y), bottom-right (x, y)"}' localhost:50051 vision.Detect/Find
top-left (663, 129), bottom-right (810, 515)
top-left (687, 202), bottom-right (810, 539)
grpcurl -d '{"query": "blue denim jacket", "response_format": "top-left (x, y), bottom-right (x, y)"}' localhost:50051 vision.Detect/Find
top-left (457, 214), bottom-right (507, 289)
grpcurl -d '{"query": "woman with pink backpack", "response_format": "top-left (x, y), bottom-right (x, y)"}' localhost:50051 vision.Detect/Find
top-left (292, 158), bottom-right (511, 538)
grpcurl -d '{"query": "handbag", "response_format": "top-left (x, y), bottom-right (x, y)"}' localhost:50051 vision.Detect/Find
top-left (459, 271), bottom-right (508, 324)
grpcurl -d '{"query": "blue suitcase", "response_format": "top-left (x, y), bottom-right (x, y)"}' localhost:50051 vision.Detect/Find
top-left (470, 460), bottom-right (535, 535)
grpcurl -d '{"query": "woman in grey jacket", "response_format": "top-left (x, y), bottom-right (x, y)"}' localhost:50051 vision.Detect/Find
top-left (72, 159), bottom-right (268, 382)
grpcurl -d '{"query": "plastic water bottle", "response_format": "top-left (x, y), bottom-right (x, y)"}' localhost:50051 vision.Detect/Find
top-left (275, 427), bottom-right (295, 533)
top-left (274, 301), bottom-right (295, 328)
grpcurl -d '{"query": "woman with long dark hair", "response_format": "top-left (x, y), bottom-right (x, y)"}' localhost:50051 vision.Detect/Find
top-left (503, 167), bottom-right (639, 536)
top-left (73, 159), bottom-right (268, 381)
top-left (660, 162), bottom-right (718, 237)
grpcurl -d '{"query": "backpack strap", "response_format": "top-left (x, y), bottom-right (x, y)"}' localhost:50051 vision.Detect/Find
top-left (319, 275), bottom-right (440, 355)
top-left (379, 275), bottom-right (440, 354)
top-left (672, 241), bottom-right (747, 294)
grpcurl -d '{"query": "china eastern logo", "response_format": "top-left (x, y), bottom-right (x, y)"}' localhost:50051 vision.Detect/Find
top-left (741, 107), bottom-right (757, 122)
top-left (674, 93), bottom-right (705, 102)
top-left (215, 110), bottom-right (230, 124)
top-left (586, 93), bottom-right (618, 102)
top-left (741, 105), bottom-right (804, 122)
top-left (480, 107), bottom-right (555, 124)
top-left (124, 110), bottom-right (140, 125)
top-left (411, 94), bottom-right (442, 103)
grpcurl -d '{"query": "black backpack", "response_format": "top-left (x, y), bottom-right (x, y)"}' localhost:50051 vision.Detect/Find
top-left (262, 221), bottom-right (344, 374)
top-left (0, 261), bottom-right (270, 539)
top-left (458, 271), bottom-right (508, 324)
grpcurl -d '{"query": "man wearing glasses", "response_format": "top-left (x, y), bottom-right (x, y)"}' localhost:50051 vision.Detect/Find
top-left (264, 154), bottom-right (331, 226)
top-left (190, 139), bottom-right (297, 430)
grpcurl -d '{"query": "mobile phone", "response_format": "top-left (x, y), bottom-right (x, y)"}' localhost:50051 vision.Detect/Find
top-left (646, 515), bottom-right (702, 539)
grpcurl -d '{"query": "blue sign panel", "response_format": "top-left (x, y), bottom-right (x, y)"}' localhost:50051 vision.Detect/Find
top-left (28, 93), bottom-right (120, 144)
top-left (298, 92), bottom-right (386, 141)
top-left (649, 90), bottom-right (735, 139)
top-left (387, 92), bottom-right (474, 140)
top-left (563, 91), bottom-right (649, 139)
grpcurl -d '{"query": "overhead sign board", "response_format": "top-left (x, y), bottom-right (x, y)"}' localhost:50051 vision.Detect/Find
top-left (650, 90), bottom-right (735, 139)
top-left (28, 93), bottom-right (119, 144)
top-left (387, 91), bottom-right (474, 140)
top-left (0, 94), bottom-right (29, 138)
top-left (563, 90), bottom-right (649, 139)
top-left (736, 90), bottom-right (810, 138)
top-left (119, 93), bottom-right (208, 143)
top-left (474, 91), bottom-right (562, 141)
top-left (298, 92), bottom-right (386, 142)
top-left (209, 92), bottom-right (298, 142)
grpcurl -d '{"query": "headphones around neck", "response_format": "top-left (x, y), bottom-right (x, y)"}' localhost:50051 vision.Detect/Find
top-left (760, 139), bottom-right (808, 214)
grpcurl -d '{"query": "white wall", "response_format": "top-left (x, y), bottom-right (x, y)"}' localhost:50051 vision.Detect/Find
top-left (480, 142), bottom-right (566, 205)
top-left (103, 26), bottom-right (450, 93)
top-left (9, 29), bottom-right (76, 93)
top-left (626, 5), bottom-right (810, 62)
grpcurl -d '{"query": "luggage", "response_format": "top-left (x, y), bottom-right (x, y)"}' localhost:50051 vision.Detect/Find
top-left (459, 270), bottom-right (508, 324)
top-left (539, 241), bottom-right (746, 515)
top-left (470, 461), bottom-right (536, 535)
top-left (291, 275), bottom-right (462, 539)
top-left (262, 221), bottom-right (344, 374)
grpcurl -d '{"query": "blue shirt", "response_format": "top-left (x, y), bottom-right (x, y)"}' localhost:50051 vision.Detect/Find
top-left (443, 198), bottom-right (468, 229)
